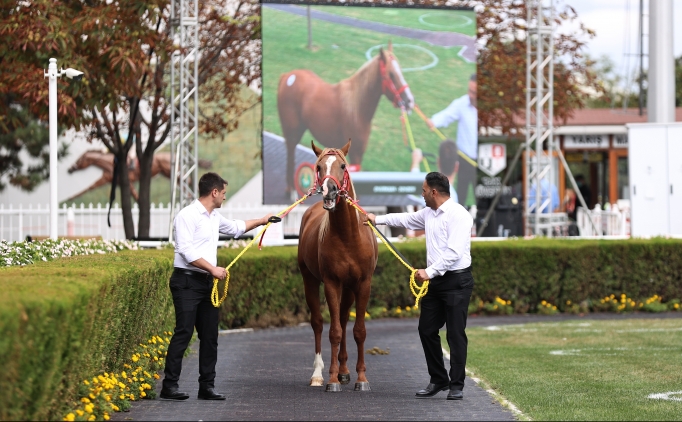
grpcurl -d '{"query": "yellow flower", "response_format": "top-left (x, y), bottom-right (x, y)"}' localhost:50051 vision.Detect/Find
top-left (141, 391), bottom-right (147, 398)
top-left (81, 398), bottom-right (90, 404)
top-left (566, 300), bottom-right (572, 305)
top-left (104, 413), bottom-right (110, 421)
top-left (85, 404), bottom-right (94, 414)
top-left (395, 308), bottom-right (402, 313)
top-left (132, 356), bottom-right (139, 362)
top-left (83, 380), bottom-right (90, 386)
top-left (76, 410), bottom-right (84, 417)
top-left (154, 374), bottom-right (160, 380)
top-left (365, 312), bottom-right (370, 318)
top-left (88, 415), bottom-right (96, 421)
top-left (112, 405), bottom-right (120, 412)
top-left (406, 306), bottom-right (411, 311)
top-left (120, 395), bottom-right (125, 400)
top-left (154, 356), bottom-right (159, 361)
top-left (64, 413), bottom-right (75, 421)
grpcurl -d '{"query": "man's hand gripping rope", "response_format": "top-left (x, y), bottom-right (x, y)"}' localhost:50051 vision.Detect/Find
top-left (210, 194), bottom-right (311, 308)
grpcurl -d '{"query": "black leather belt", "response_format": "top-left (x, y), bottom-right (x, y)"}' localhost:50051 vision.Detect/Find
top-left (448, 266), bottom-right (472, 275)
top-left (173, 267), bottom-right (212, 280)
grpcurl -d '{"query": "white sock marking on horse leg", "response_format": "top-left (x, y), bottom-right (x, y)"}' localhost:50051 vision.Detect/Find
top-left (310, 353), bottom-right (325, 386)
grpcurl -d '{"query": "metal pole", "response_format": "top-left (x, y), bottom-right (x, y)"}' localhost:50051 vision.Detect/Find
top-left (48, 58), bottom-right (59, 240)
top-left (638, 0), bottom-right (644, 116)
top-left (647, 0), bottom-right (675, 123)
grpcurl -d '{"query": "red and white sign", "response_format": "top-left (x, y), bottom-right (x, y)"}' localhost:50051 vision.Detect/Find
top-left (478, 143), bottom-right (507, 177)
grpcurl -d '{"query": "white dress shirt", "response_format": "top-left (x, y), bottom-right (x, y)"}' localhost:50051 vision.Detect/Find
top-left (375, 198), bottom-right (472, 279)
top-left (431, 94), bottom-right (478, 160)
top-left (174, 200), bottom-right (246, 273)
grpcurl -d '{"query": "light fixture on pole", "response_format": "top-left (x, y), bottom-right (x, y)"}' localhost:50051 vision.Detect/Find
top-left (44, 58), bottom-right (84, 240)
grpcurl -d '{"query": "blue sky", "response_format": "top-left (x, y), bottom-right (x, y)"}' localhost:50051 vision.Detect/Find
top-left (564, 0), bottom-right (681, 88)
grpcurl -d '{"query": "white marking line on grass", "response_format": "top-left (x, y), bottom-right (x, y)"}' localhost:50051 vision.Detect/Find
top-left (218, 328), bottom-right (254, 334)
top-left (648, 391), bottom-right (682, 402)
top-left (442, 347), bottom-right (530, 420)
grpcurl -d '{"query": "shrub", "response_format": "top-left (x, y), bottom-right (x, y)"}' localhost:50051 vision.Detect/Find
top-left (0, 250), bottom-right (174, 421)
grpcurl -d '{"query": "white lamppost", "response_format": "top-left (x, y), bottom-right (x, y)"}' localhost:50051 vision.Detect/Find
top-left (44, 58), bottom-right (84, 240)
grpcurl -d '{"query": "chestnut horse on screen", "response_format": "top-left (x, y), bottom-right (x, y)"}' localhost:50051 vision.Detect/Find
top-left (277, 41), bottom-right (414, 197)
top-left (298, 140), bottom-right (378, 392)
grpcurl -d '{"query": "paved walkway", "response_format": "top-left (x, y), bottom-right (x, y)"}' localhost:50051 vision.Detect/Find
top-left (114, 313), bottom-right (682, 421)
top-left (113, 318), bottom-right (514, 421)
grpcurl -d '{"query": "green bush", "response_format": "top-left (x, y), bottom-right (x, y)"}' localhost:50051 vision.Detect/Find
top-left (215, 238), bottom-right (682, 327)
top-left (0, 250), bottom-right (174, 421)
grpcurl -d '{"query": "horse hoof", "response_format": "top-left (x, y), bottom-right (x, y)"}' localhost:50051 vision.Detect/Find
top-left (310, 377), bottom-right (324, 387)
top-left (338, 373), bottom-right (351, 385)
top-left (354, 382), bottom-right (371, 392)
top-left (325, 383), bottom-right (342, 392)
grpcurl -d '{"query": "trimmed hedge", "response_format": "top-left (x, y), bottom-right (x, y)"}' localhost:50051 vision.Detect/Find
top-left (216, 238), bottom-right (682, 326)
top-left (0, 250), bottom-right (175, 421)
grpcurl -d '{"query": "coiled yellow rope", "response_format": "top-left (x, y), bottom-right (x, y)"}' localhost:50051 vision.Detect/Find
top-left (210, 194), bottom-right (310, 308)
top-left (345, 198), bottom-right (429, 308)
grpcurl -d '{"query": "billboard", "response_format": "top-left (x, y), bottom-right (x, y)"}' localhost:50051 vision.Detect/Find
top-left (262, 1), bottom-right (477, 206)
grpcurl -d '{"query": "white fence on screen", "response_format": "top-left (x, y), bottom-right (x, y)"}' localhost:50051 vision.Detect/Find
top-left (0, 203), bottom-right (312, 242)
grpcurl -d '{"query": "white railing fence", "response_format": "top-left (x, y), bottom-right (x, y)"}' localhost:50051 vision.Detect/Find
top-left (576, 201), bottom-right (631, 237)
top-left (0, 202), bottom-right (392, 242)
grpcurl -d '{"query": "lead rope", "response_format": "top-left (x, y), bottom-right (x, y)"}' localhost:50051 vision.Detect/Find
top-left (210, 193), bottom-right (312, 308)
top-left (344, 197), bottom-right (429, 308)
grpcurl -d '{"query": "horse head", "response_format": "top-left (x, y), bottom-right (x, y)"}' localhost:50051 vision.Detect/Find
top-left (378, 41), bottom-right (415, 111)
top-left (312, 139), bottom-right (351, 211)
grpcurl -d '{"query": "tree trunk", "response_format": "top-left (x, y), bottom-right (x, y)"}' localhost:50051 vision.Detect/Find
top-left (137, 148), bottom-right (154, 239)
top-left (116, 150), bottom-right (136, 239)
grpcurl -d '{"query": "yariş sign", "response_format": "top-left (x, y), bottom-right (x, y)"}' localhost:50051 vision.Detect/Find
top-left (478, 143), bottom-right (506, 177)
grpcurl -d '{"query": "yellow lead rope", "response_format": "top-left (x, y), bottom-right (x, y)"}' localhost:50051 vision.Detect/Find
top-left (345, 198), bottom-right (429, 308)
top-left (210, 194), bottom-right (310, 308)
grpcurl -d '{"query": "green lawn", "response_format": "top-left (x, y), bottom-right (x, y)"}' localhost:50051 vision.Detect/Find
top-left (443, 319), bottom-right (682, 420)
top-left (309, 5), bottom-right (477, 36)
top-left (262, 7), bottom-right (475, 173)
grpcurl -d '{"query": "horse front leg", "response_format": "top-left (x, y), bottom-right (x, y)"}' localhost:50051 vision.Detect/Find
top-left (302, 268), bottom-right (324, 387)
top-left (324, 280), bottom-right (343, 392)
top-left (353, 282), bottom-right (371, 391)
top-left (338, 288), bottom-right (355, 385)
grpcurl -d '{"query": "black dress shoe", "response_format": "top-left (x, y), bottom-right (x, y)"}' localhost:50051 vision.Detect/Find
top-left (447, 389), bottom-right (464, 400)
top-left (198, 388), bottom-right (226, 400)
top-left (415, 383), bottom-right (449, 398)
top-left (159, 388), bottom-right (190, 401)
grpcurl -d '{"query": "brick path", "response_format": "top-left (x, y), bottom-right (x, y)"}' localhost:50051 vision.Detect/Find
top-left (113, 318), bottom-right (515, 421)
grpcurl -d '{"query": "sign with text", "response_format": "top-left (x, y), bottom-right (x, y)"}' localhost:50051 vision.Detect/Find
top-left (613, 134), bottom-right (628, 148)
top-left (477, 143), bottom-right (506, 177)
top-left (563, 134), bottom-right (608, 149)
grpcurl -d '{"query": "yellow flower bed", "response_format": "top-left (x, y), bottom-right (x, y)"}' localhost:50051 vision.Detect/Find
top-left (63, 332), bottom-right (172, 422)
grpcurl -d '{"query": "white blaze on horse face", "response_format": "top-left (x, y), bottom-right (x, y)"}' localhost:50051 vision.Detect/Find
top-left (287, 74), bottom-right (296, 87)
top-left (322, 155), bottom-right (337, 197)
top-left (392, 59), bottom-right (414, 107)
top-left (310, 353), bottom-right (324, 386)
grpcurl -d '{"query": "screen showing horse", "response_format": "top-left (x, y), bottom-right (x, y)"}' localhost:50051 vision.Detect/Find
top-left (262, 1), bottom-right (477, 207)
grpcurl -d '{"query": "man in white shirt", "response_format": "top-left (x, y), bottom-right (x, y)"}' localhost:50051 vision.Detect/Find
top-left (161, 172), bottom-right (272, 401)
top-left (365, 172), bottom-right (474, 401)
top-left (427, 74), bottom-right (478, 206)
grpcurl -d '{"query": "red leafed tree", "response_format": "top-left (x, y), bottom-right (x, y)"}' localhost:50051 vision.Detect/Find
top-left (1, 0), bottom-right (260, 239)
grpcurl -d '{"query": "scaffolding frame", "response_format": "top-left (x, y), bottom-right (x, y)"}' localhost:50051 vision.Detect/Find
top-left (168, 0), bottom-right (200, 240)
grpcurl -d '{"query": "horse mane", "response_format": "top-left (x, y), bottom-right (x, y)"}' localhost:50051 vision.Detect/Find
top-left (316, 148), bottom-right (360, 244)
top-left (340, 55), bottom-right (380, 126)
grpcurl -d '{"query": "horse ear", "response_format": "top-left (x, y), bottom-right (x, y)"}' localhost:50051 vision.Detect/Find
top-left (311, 140), bottom-right (323, 157)
top-left (341, 139), bottom-right (351, 157)
top-left (378, 47), bottom-right (386, 63)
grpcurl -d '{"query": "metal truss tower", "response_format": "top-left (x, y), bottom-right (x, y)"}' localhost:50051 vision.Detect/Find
top-left (525, 0), bottom-right (561, 236)
top-left (169, 0), bottom-right (200, 239)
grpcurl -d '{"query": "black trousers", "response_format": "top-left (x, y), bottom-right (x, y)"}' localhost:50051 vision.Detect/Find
top-left (418, 269), bottom-right (474, 390)
top-left (163, 269), bottom-right (219, 390)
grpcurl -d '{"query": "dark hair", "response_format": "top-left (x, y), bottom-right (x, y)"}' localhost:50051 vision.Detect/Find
top-left (425, 172), bottom-right (450, 196)
top-left (438, 140), bottom-right (459, 175)
top-left (199, 172), bottom-right (228, 197)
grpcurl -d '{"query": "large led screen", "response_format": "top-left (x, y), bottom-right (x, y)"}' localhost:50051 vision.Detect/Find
top-left (262, 1), bottom-right (477, 206)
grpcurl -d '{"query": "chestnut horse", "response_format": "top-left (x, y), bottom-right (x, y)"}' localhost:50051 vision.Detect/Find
top-left (66, 150), bottom-right (211, 201)
top-left (278, 42), bottom-right (414, 197)
top-left (298, 140), bottom-right (378, 392)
